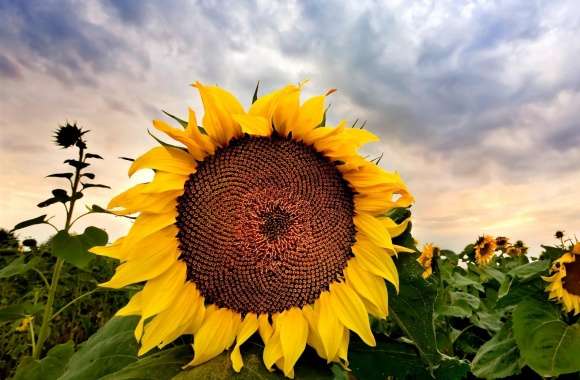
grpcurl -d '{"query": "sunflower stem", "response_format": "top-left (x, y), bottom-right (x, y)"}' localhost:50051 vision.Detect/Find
top-left (33, 145), bottom-right (85, 360)
top-left (28, 317), bottom-right (36, 357)
top-left (50, 288), bottom-right (99, 321)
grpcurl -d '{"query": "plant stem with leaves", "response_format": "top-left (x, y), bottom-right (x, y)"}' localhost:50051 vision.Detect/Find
top-left (32, 145), bottom-right (85, 359)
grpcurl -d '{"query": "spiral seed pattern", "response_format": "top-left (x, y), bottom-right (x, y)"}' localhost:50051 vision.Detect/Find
top-left (176, 135), bottom-right (355, 314)
top-left (563, 259), bottom-right (580, 296)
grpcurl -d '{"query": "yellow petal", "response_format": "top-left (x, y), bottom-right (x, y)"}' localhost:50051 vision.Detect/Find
top-left (316, 293), bottom-right (343, 361)
top-left (116, 291), bottom-right (142, 316)
top-left (129, 146), bottom-right (196, 177)
top-left (108, 185), bottom-right (180, 215)
top-left (250, 85), bottom-right (300, 121)
top-left (99, 243), bottom-right (179, 289)
top-left (233, 114), bottom-right (271, 137)
top-left (124, 212), bottom-right (176, 247)
top-left (230, 313), bottom-right (259, 372)
top-left (279, 308), bottom-right (308, 376)
top-left (140, 262), bottom-right (187, 321)
top-left (337, 329), bottom-right (350, 366)
top-left (139, 282), bottom-right (199, 355)
top-left (272, 88), bottom-right (300, 136)
top-left (344, 258), bottom-right (388, 318)
top-left (142, 172), bottom-right (188, 193)
top-left (90, 237), bottom-right (126, 260)
top-left (194, 82), bottom-right (244, 146)
top-left (352, 237), bottom-right (399, 291)
top-left (290, 95), bottom-right (325, 139)
top-left (263, 327), bottom-right (283, 371)
top-left (186, 308), bottom-right (240, 367)
top-left (301, 305), bottom-right (326, 359)
top-left (381, 217), bottom-right (411, 238)
top-left (329, 281), bottom-right (376, 347)
top-left (258, 314), bottom-right (273, 344)
top-left (353, 213), bottom-right (394, 250)
top-left (186, 108), bottom-right (216, 154)
top-left (153, 119), bottom-right (206, 160)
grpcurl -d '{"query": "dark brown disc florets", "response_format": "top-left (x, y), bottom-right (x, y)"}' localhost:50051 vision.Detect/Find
top-left (176, 135), bottom-right (355, 314)
top-left (563, 258), bottom-right (580, 296)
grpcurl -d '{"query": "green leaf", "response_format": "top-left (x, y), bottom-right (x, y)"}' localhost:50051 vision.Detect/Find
top-left (434, 357), bottom-right (470, 380)
top-left (90, 204), bottom-right (110, 213)
top-left (174, 342), bottom-right (333, 379)
top-left (513, 299), bottom-right (580, 377)
top-left (11, 214), bottom-right (47, 231)
top-left (64, 159), bottom-right (90, 170)
top-left (507, 260), bottom-right (550, 281)
top-left (472, 322), bottom-right (522, 379)
top-left (497, 277), bottom-right (513, 299)
top-left (147, 129), bottom-right (187, 150)
top-left (0, 302), bottom-right (43, 322)
top-left (82, 183), bottom-right (111, 189)
top-left (349, 337), bottom-right (430, 380)
top-left (252, 80), bottom-right (260, 104)
top-left (388, 253), bottom-right (441, 370)
top-left (37, 198), bottom-right (59, 208)
top-left (59, 316), bottom-right (140, 379)
top-left (13, 341), bottom-right (75, 380)
top-left (52, 189), bottom-right (70, 202)
top-left (47, 173), bottom-right (73, 179)
top-left (471, 310), bottom-right (503, 333)
top-left (51, 227), bottom-right (108, 269)
top-left (162, 110), bottom-right (188, 128)
top-left (85, 153), bottom-right (103, 159)
top-left (540, 245), bottom-right (565, 261)
top-left (450, 272), bottom-right (484, 292)
top-left (478, 266), bottom-right (506, 284)
top-left (100, 346), bottom-right (191, 380)
top-left (0, 256), bottom-right (42, 279)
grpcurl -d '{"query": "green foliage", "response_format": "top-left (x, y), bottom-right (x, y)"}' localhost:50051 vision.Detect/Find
top-left (513, 299), bottom-right (580, 377)
top-left (51, 227), bottom-right (108, 270)
top-left (13, 341), bottom-right (75, 380)
top-left (471, 322), bottom-right (522, 378)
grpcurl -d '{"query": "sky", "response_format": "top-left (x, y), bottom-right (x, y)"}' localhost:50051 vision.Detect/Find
top-left (1, 0), bottom-right (579, 253)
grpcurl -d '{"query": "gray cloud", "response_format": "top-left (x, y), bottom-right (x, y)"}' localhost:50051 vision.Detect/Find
top-left (1, 0), bottom-right (580, 250)
top-left (0, 0), bottom-right (149, 86)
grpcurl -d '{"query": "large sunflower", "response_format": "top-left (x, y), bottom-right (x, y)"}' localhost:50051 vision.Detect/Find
top-left (543, 242), bottom-right (580, 315)
top-left (92, 82), bottom-right (413, 377)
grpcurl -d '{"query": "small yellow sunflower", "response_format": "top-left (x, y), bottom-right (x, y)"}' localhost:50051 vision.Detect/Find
top-left (543, 242), bottom-right (580, 315)
top-left (91, 82), bottom-right (414, 377)
top-left (475, 235), bottom-right (496, 266)
top-left (417, 243), bottom-right (438, 279)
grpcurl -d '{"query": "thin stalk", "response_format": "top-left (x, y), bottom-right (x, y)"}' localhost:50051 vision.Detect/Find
top-left (33, 145), bottom-right (84, 360)
top-left (51, 288), bottom-right (99, 321)
top-left (28, 318), bottom-right (36, 356)
top-left (31, 268), bottom-right (50, 289)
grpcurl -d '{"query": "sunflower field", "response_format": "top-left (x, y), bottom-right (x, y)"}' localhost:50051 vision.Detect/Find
top-left (1, 83), bottom-right (579, 380)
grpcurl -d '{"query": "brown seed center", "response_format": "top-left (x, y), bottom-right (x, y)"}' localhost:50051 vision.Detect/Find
top-left (176, 135), bottom-right (355, 314)
top-left (563, 257), bottom-right (580, 296)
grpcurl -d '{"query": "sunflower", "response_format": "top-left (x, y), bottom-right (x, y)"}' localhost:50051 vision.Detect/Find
top-left (543, 242), bottom-right (580, 315)
top-left (417, 243), bottom-right (438, 279)
top-left (474, 235), bottom-right (496, 266)
top-left (494, 236), bottom-right (509, 251)
top-left (91, 82), bottom-right (414, 377)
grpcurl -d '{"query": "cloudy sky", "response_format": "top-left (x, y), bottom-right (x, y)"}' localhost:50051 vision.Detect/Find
top-left (1, 0), bottom-right (579, 253)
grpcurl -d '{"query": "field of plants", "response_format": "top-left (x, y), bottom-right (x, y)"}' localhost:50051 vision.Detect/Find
top-left (1, 103), bottom-right (579, 380)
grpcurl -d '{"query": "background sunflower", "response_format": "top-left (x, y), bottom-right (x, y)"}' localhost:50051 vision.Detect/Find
top-left (92, 82), bottom-right (413, 377)
top-left (543, 242), bottom-right (580, 315)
